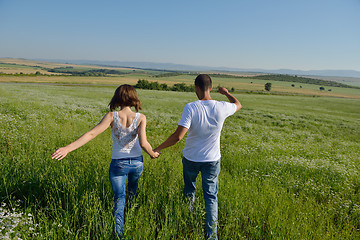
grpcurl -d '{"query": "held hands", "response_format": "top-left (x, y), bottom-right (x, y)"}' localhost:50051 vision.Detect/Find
top-left (218, 87), bottom-right (229, 95)
top-left (151, 149), bottom-right (161, 159)
top-left (51, 147), bottom-right (70, 161)
top-left (151, 147), bottom-right (162, 159)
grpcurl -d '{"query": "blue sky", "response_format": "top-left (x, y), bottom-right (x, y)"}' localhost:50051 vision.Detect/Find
top-left (0, 0), bottom-right (359, 71)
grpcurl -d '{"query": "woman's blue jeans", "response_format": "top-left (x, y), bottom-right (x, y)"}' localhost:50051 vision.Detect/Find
top-left (109, 156), bottom-right (144, 238)
top-left (182, 157), bottom-right (220, 240)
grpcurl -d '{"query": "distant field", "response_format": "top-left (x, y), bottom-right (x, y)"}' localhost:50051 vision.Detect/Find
top-left (0, 58), bottom-right (135, 75)
top-left (153, 75), bottom-right (360, 99)
top-left (1, 58), bottom-right (360, 99)
top-left (0, 75), bottom-right (140, 85)
top-left (0, 62), bottom-right (54, 75)
top-left (2, 74), bottom-right (360, 99)
top-left (312, 75), bottom-right (360, 88)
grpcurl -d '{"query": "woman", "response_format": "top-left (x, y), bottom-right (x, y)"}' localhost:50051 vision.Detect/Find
top-left (51, 84), bottom-right (159, 238)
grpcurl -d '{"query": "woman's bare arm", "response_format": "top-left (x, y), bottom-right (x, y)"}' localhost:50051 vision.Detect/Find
top-left (138, 114), bottom-right (160, 159)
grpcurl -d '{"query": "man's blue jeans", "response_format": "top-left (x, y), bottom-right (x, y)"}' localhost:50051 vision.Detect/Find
top-left (109, 156), bottom-right (144, 239)
top-left (182, 157), bottom-right (220, 240)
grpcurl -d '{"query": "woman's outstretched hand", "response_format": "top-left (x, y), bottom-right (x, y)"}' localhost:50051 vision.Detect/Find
top-left (51, 147), bottom-right (70, 161)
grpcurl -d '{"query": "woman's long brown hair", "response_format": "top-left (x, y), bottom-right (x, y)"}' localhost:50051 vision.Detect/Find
top-left (109, 84), bottom-right (142, 111)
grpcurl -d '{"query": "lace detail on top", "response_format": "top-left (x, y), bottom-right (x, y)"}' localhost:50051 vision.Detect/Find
top-left (111, 112), bottom-right (141, 155)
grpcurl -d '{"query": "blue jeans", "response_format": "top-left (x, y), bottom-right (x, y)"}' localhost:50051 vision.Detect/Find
top-left (182, 157), bottom-right (220, 240)
top-left (109, 156), bottom-right (144, 239)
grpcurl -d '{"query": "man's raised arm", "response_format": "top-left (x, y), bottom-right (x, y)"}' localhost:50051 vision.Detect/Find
top-left (218, 87), bottom-right (242, 111)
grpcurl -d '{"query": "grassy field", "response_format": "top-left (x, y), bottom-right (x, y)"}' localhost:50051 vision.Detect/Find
top-left (1, 74), bottom-right (360, 99)
top-left (1, 82), bottom-right (359, 239)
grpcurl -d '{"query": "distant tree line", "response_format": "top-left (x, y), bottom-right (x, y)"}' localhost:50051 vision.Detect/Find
top-left (252, 74), bottom-right (359, 89)
top-left (47, 67), bottom-right (131, 76)
top-left (135, 79), bottom-right (195, 92)
top-left (153, 72), bottom-right (188, 78)
top-left (0, 71), bottom-right (43, 76)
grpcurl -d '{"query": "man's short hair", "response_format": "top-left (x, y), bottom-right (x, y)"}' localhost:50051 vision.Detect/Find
top-left (195, 74), bottom-right (212, 91)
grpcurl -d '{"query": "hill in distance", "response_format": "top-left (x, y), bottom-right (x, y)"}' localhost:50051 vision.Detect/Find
top-left (33, 58), bottom-right (360, 78)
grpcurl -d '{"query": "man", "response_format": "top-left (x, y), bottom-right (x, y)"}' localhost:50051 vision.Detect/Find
top-left (154, 74), bottom-right (241, 239)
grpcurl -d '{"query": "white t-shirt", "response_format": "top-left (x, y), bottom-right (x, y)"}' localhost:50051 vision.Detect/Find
top-left (178, 100), bottom-right (237, 162)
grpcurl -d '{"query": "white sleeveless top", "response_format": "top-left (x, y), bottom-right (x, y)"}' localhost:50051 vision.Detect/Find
top-left (111, 111), bottom-right (143, 159)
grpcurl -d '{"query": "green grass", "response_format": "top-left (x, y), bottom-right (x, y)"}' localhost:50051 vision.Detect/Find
top-left (1, 83), bottom-right (360, 239)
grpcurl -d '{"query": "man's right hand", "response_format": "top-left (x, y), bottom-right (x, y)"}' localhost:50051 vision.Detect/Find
top-left (218, 87), bottom-right (242, 112)
top-left (218, 87), bottom-right (229, 95)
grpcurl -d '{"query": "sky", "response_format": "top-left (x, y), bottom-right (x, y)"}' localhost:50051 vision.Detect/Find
top-left (0, 0), bottom-right (359, 71)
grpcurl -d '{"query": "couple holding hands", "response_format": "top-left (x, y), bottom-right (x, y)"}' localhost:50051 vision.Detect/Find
top-left (51, 74), bottom-right (241, 239)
